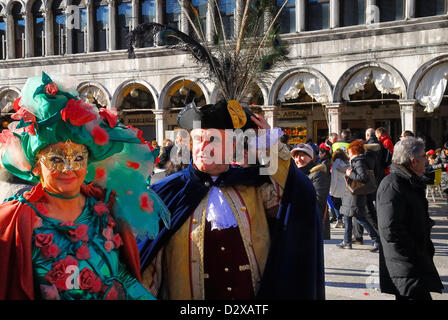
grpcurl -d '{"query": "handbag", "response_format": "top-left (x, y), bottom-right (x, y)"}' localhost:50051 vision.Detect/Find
top-left (345, 170), bottom-right (377, 195)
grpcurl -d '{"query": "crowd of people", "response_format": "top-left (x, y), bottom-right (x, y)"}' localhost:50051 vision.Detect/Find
top-left (288, 127), bottom-right (446, 300)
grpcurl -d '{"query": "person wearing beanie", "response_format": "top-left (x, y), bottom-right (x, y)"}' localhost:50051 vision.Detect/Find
top-left (0, 72), bottom-right (170, 299)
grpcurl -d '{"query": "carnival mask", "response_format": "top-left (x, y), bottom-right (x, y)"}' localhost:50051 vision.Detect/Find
top-left (37, 141), bottom-right (89, 172)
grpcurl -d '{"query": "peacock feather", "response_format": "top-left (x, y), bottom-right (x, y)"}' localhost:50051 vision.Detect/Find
top-left (128, 0), bottom-right (290, 105)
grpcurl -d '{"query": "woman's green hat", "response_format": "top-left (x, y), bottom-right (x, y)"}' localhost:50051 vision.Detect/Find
top-left (0, 72), bottom-right (170, 239)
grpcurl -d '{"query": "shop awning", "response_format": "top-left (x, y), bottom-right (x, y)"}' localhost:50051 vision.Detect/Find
top-left (278, 73), bottom-right (330, 104)
top-left (342, 67), bottom-right (402, 102)
top-left (415, 62), bottom-right (448, 113)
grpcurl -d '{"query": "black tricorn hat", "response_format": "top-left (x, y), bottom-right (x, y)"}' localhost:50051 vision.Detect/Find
top-left (177, 100), bottom-right (257, 130)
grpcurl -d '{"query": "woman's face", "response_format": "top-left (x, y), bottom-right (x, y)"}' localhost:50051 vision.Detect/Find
top-left (35, 141), bottom-right (88, 196)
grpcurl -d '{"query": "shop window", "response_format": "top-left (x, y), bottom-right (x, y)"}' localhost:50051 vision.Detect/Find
top-left (340, 0), bottom-right (364, 27)
top-left (415, 0), bottom-right (445, 17)
top-left (278, 0), bottom-right (296, 34)
top-left (32, 0), bottom-right (44, 56)
top-left (94, 0), bottom-right (109, 52)
top-left (306, 0), bottom-right (329, 31)
top-left (378, 0), bottom-right (404, 22)
top-left (12, 2), bottom-right (25, 58)
top-left (53, 0), bottom-right (66, 55)
top-left (117, 1), bottom-right (132, 50)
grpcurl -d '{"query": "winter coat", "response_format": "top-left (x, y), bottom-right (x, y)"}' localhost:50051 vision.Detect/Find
top-left (378, 134), bottom-right (394, 154)
top-left (300, 161), bottom-right (330, 218)
top-left (339, 154), bottom-right (369, 218)
top-left (329, 158), bottom-right (349, 199)
top-left (365, 137), bottom-right (386, 186)
top-left (376, 164), bottom-right (443, 297)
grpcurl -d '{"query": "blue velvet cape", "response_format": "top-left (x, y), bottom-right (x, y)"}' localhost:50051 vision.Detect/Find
top-left (138, 160), bottom-right (325, 299)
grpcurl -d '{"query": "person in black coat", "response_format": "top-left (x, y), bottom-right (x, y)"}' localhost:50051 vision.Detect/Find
top-left (337, 140), bottom-right (380, 252)
top-left (376, 137), bottom-right (443, 300)
top-left (352, 128), bottom-right (383, 244)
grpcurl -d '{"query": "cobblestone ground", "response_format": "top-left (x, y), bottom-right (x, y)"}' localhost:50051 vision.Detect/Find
top-left (324, 194), bottom-right (448, 300)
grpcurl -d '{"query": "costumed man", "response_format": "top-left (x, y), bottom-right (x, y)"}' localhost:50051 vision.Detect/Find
top-left (137, 100), bottom-right (325, 299)
top-left (128, 1), bottom-right (324, 300)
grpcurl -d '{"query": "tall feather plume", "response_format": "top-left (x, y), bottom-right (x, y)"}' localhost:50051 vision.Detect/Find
top-left (128, 0), bottom-right (290, 104)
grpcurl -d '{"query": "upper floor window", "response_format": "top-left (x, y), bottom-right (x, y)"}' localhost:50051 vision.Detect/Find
top-left (165, 0), bottom-right (181, 30)
top-left (139, 0), bottom-right (156, 47)
top-left (340, 0), bottom-right (364, 27)
top-left (306, 0), bottom-right (329, 31)
top-left (218, 0), bottom-right (235, 39)
top-left (32, 0), bottom-right (45, 56)
top-left (117, 0), bottom-right (132, 49)
top-left (378, 0), bottom-right (404, 22)
top-left (53, 0), bottom-right (66, 55)
top-left (191, 0), bottom-right (207, 38)
top-left (416, 0), bottom-right (446, 17)
top-left (278, 0), bottom-right (296, 34)
top-left (12, 2), bottom-right (25, 58)
top-left (0, 8), bottom-right (5, 60)
top-left (71, 0), bottom-right (87, 54)
top-left (94, 0), bottom-right (109, 51)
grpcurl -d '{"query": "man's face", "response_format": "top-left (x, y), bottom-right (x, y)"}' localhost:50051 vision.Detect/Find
top-left (329, 136), bottom-right (338, 144)
top-left (191, 128), bottom-right (230, 176)
top-left (409, 149), bottom-right (427, 177)
top-left (293, 151), bottom-right (313, 168)
top-left (375, 132), bottom-right (381, 139)
top-left (444, 149), bottom-right (448, 156)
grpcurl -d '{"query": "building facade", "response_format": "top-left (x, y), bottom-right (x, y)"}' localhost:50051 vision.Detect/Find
top-left (0, 0), bottom-right (447, 148)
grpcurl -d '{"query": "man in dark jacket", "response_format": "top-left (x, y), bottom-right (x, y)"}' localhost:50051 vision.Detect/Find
top-left (376, 137), bottom-right (443, 300)
top-left (292, 143), bottom-right (331, 240)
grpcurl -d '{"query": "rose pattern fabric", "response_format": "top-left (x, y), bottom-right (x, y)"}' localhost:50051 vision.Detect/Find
top-left (31, 196), bottom-right (155, 300)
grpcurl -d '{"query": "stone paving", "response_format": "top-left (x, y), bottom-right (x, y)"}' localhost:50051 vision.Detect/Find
top-left (324, 195), bottom-right (448, 300)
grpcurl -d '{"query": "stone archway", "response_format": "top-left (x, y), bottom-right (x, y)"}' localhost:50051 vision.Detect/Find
top-left (77, 81), bottom-right (111, 109)
top-left (334, 62), bottom-right (406, 141)
top-left (113, 79), bottom-right (158, 141)
top-left (269, 67), bottom-right (333, 144)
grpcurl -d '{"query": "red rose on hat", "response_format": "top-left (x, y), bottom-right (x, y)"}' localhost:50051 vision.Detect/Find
top-left (45, 82), bottom-right (59, 96)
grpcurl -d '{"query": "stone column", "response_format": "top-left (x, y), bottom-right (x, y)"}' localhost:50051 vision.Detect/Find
top-left (365, 0), bottom-right (376, 25)
top-left (86, 0), bottom-right (94, 52)
top-left (234, 0), bottom-right (243, 39)
top-left (398, 99), bottom-right (417, 133)
top-left (179, 0), bottom-right (189, 33)
top-left (405, 0), bottom-right (415, 19)
top-left (153, 109), bottom-right (167, 146)
top-left (261, 105), bottom-right (277, 129)
top-left (325, 103), bottom-right (343, 136)
top-left (155, 0), bottom-right (163, 45)
top-left (206, 1), bottom-right (214, 42)
top-left (43, 10), bottom-right (53, 56)
top-left (65, 7), bottom-right (73, 54)
top-left (6, 15), bottom-right (14, 59)
top-left (132, 0), bottom-right (138, 28)
top-left (25, 12), bottom-right (33, 57)
top-left (108, 0), bottom-right (116, 51)
top-left (329, 0), bottom-right (339, 29)
top-left (297, 0), bottom-right (306, 32)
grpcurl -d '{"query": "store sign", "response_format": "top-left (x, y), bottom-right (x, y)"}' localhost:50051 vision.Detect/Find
top-left (125, 114), bottom-right (155, 126)
top-left (278, 109), bottom-right (313, 119)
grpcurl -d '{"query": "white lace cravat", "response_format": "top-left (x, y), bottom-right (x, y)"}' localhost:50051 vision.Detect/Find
top-left (206, 177), bottom-right (238, 231)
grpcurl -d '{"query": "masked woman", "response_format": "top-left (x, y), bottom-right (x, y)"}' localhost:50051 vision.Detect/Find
top-left (0, 73), bottom-right (170, 300)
